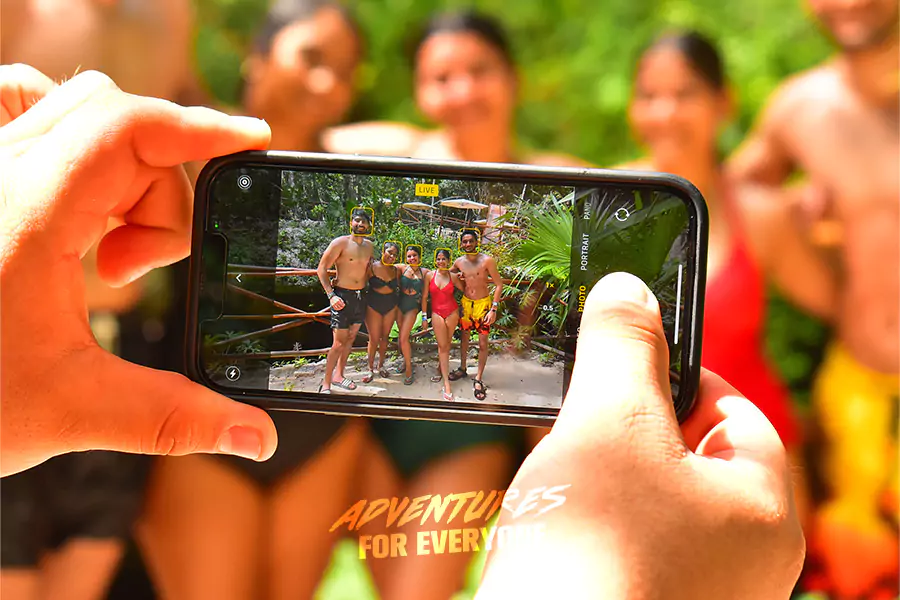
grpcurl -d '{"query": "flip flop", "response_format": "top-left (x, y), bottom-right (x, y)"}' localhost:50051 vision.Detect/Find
top-left (448, 367), bottom-right (467, 381)
top-left (404, 371), bottom-right (415, 385)
top-left (332, 377), bottom-right (357, 391)
top-left (361, 371), bottom-right (375, 384)
top-left (473, 379), bottom-right (487, 401)
top-left (442, 390), bottom-right (454, 402)
top-left (379, 368), bottom-right (391, 378)
top-left (431, 374), bottom-right (443, 383)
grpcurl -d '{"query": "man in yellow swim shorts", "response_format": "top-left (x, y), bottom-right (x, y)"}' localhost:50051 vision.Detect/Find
top-left (730, 0), bottom-right (900, 594)
top-left (450, 230), bottom-right (503, 401)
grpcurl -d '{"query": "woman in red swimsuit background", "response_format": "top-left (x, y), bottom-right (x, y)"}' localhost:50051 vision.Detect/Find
top-left (422, 249), bottom-right (465, 401)
top-left (620, 30), bottom-right (837, 527)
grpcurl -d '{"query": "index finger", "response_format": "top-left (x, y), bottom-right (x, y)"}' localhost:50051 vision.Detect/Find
top-left (127, 98), bottom-right (271, 167)
top-left (681, 370), bottom-right (787, 472)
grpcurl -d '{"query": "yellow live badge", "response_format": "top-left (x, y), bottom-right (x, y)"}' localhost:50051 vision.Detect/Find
top-left (415, 183), bottom-right (439, 197)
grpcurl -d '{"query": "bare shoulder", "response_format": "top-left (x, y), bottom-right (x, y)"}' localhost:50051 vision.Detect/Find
top-left (323, 121), bottom-right (425, 156)
top-left (764, 63), bottom-right (844, 120)
top-left (524, 151), bottom-right (595, 168)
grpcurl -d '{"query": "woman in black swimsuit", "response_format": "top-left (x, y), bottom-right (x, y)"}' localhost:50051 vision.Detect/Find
top-left (397, 245), bottom-right (428, 385)
top-left (362, 242), bottom-right (401, 383)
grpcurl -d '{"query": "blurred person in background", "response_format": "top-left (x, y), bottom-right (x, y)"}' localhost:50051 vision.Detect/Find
top-left (325, 11), bottom-right (588, 166)
top-left (729, 0), bottom-right (899, 596)
top-left (1, 0), bottom-right (205, 103)
top-left (327, 11), bottom-right (587, 599)
top-left (134, 2), bottom-right (369, 599)
top-left (1, 1), bottom-right (205, 599)
top-left (620, 27), bottom-right (837, 540)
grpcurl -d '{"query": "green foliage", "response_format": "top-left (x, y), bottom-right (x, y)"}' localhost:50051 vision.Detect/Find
top-left (507, 192), bottom-right (574, 333)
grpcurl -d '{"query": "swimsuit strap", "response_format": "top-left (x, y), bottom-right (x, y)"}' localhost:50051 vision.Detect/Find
top-left (401, 267), bottom-right (424, 292)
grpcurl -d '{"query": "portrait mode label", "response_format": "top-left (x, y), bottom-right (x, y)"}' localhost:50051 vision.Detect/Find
top-left (416, 183), bottom-right (439, 197)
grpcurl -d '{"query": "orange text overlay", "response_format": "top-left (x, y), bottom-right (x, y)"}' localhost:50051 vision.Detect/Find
top-left (329, 485), bottom-right (570, 560)
top-left (356, 523), bottom-right (547, 559)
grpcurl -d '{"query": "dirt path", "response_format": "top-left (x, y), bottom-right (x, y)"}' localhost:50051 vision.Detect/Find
top-left (268, 351), bottom-right (564, 408)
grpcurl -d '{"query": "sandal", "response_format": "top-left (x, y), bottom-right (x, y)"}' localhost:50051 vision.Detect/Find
top-left (431, 374), bottom-right (443, 383)
top-left (317, 384), bottom-right (332, 395)
top-left (361, 371), bottom-right (375, 384)
top-left (448, 367), bottom-right (467, 382)
top-left (379, 367), bottom-right (391, 378)
top-left (473, 379), bottom-right (487, 401)
top-left (332, 377), bottom-right (357, 391)
top-left (404, 368), bottom-right (415, 386)
top-left (442, 390), bottom-right (454, 401)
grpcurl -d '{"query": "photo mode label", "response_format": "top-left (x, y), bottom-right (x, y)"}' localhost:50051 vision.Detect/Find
top-left (415, 183), bottom-right (439, 197)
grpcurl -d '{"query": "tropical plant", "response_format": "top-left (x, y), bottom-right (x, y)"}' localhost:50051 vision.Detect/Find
top-left (507, 191), bottom-right (575, 336)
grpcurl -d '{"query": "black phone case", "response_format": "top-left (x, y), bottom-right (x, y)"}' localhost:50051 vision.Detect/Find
top-left (186, 151), bottom-right (708, 427)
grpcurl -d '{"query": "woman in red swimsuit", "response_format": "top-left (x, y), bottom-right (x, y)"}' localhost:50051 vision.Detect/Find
top-left (622, 30), bottom-right (837, 525)
top-left (422, 249), bottom-right (465, 401)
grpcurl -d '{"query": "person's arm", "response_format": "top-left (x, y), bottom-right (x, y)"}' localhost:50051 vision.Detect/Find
top-left (451, 271), bottom-right (465, 292)
top-left (727, 82), bottom-right (798, 186)
top-left (322, 121), bottom-right (422, 157)
top-left (740, 184), bottom-right (837, 321)
top-left (420, 272), bottom-right (431, 330)
top-left (317, 240), bottom-right (344, 310)
top-left (485, 257), bottom-right (503, 325)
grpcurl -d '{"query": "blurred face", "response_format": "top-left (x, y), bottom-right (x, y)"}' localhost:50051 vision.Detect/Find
top-left (350, 214), bottom-right (370, 235)
top-left (382, 245), bottom-right (399, 264)
top-left (628, 47), bottom-right (729, 169)
top-left (807, 0), bottom-right (899, 51)
top-left (461, 233), bottom-right (478, 253)
top-left (407, 249), bottom-right (421, 266)
top-left (245, 7), bottom-right (360, 137)
top-left (415, 31), bottom-right (517, 132)
top-left (435, 253), bottom-right (450, 269)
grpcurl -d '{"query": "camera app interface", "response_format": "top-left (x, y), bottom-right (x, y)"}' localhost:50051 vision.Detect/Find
top-left (199, 167), bottom-right (695, 410)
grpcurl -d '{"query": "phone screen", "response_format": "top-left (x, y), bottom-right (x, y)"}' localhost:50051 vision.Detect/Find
top-left (195, 161), bottom-right (700, 417)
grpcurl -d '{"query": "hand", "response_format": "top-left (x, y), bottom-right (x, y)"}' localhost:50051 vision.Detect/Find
top-left (329, 294), bottom-right (345, 311)
top-left (0, 66), bottom-right (278, 477)
top-left (421, 315), bottom-right (430, 331)
top-left (483, 307), bottom-right (497, 326)
top-left (477, 273), bottom-right (804, 599)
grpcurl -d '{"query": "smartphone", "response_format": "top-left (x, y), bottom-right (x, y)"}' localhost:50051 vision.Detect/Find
top-left (187, 151), bottom-right (707, 427)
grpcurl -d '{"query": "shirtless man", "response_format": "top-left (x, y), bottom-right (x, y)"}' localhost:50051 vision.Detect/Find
top-left (449, 230), bottom-right (503, 400)
top-left (729, 0), bottom-right (899, 594)
top-left (317, 209), bottom-right (375, 393)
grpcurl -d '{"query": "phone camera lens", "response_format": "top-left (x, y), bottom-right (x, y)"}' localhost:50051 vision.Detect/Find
top-left (237, 175), bottom-right (252, 190)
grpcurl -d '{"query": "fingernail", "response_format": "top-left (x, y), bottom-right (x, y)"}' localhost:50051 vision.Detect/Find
top-left (217, 426), bottom-right (263, 460)
top-left (593, 272), bottom-right (652, 307)
top-left (228, 115), bottom-right (271, 136)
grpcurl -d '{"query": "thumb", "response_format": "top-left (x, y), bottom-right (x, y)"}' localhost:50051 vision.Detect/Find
top-left (555, 272), bottom-right (683, 450)
top-left (64, 349), bottom-right (277, 461)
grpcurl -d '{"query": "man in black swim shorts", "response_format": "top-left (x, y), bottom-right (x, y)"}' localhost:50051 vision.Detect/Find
top-left (317, 208), bottom-right (375, 393)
